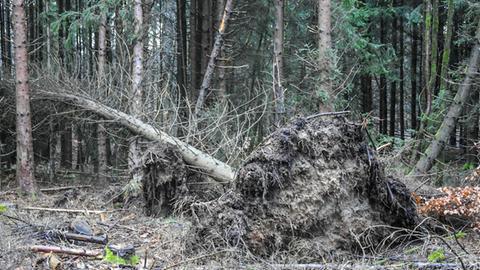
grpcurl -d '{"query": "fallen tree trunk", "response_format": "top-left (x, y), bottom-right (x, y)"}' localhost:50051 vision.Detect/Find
top-left (410, 21), bottom-right (480, 176)
top-left (38, 91), bottom-right (236, 182)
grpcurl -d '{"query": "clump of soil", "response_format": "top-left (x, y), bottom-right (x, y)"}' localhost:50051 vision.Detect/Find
top-left (190, 116), bottom-right (418, 258)
top-left (143, 144), bottom-right (225, 217)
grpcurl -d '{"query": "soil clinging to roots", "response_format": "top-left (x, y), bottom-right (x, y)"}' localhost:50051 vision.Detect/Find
top-left (189, 116), bottom-right (418, 258)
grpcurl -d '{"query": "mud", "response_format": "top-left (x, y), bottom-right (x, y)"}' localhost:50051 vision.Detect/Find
top-left (189, 116), bottom-right (418, 258)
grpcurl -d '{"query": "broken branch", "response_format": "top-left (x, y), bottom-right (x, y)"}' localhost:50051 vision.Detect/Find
top-left (30, 245), bottom-right (102, 258)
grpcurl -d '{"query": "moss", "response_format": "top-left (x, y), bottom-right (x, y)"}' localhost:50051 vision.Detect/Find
top-left (103, 246), bottom-right (140, 266)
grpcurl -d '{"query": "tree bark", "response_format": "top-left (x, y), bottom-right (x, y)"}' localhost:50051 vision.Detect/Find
top-left (438, 0), bottom-right (454, 94)
top-left (272, 0), bottom-right (285, 125)
top-left (411, 24), bottom-right (418, 131)
top-left (379, 18), bottom-right (387, 134)
top-left (399, 1), bottom-right (405, 140)
top-left (318, 0), bottom-right (332, 110)
top-left (129, 0), bottom-right (145, 184)
top-left (39, 92), bottom-right (236, 182)
top-left (97, 3), bottom-right (108, 182)
top-left (193, 0), bottom-right (234, 116)
top-left (190, 0), bottom-right (201, 99)
top-left (176, 0), bottom-right (188, 115)
top-left (389, 14), bottom-right (397, 137)
top-left (13, 0), bottom-right (36, 194)
top-left (410, 22), bottom-right (480, 176)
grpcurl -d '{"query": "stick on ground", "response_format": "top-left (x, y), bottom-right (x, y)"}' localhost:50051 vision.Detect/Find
top-left (30, 245), bottom-right (102, 257)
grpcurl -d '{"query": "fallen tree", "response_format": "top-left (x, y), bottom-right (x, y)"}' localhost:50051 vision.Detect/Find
top-left (410, 21), bottom-right (480, 176)
top-left (38, 91), bottom-right (236, 182)
top-left (188, 116), bottom-right (418, 257)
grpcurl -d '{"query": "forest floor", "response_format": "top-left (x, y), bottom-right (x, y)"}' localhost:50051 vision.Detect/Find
top-left (1, 173), bottom-right (480, 269)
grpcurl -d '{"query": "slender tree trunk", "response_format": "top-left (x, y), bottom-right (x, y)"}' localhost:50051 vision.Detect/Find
top-left (0, 0), bottom-right (8, 74)
top-left (379, 18), bottom-right (387, 134)
top-left (423, 0), bottom-right (432, 117)
top-left (12, 0), bottom-right (36, 194)
top-left (97, 4), bottom-right (108, 182)
top-left (428, 0), bottom-right (439, 98)
top-left (1, 0), bottom-right (12, 75)
top-left (389, 14), bottom-right (397, 137)
top-left (71, 123), bottom-right (79, 169)
top-left (411, 24), bottom-right (418, 132)
top-left (216, 0), bottom-right (227, 101)
top-left (361, 75), bottom-right (372, 113)
top-left (318, 0), bottom-right (332, 110)
top-left (399, 2), bottom-right (405, 140)
top-left (193, 0), bottom-right (234, 116)
top-left (56, 0), bottom-right (64, 67)
top-left (438, 0), bottom-right (454, 94)
top-left (129, 0), bottom-right (145, 184)
top-left (410, 22), bottom-right (480, 176)
top-left (176, 0), bottom-right (188, 108)
top-left (190, 0), bottom-right (201, 100)
top-left (272, 0), bottom-right (285, 125)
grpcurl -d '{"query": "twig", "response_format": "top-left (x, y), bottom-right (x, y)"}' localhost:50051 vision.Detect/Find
top-left (377, 143), bottom-right (392, 152)
top-left (29, 245), bottom-right (102, 258)
top-left (22, 206), bottom-right (110, 214)
top-left (40, 185), bottom-right (92, 192)
top-left (305, 110), bottom-right (351, 120)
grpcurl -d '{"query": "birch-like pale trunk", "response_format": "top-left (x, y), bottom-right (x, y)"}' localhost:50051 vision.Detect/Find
top-left (40, 92), bottom-right (236, 182)
top-left (12, 0), bottom-right (36, 194)
top-left (410, 22), bottom-right (480, 176)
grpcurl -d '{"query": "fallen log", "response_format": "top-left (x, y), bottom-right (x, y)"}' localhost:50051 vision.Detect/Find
top-left (62, 232), bottom-right (108, 245)
top-left (29, 245), bottom-right (102, 257)
top-left (22, 206), bottom-right (110, 214)
top-left (39, 91), bottom-right (236, 182)
top-left (40, 185), bottom-right (92, 192)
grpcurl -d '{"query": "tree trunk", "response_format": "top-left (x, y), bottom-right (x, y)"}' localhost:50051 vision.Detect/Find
top-left (361, 75), bottom-right (372, 113)
top-left (190, 0), bottom-right (201, 99)
top-left (410, 22), bottom-right (480, 176)
top-left (71, 123), bottom-right (79, 169)
top-left (97, 3), bottom-right (108, 182)
top-left (40, 92), bottom-right (236, 182)
top-left (399, 2), bottom-right (405, 140)
top-left (389, 13), bottom-right (397, 137)
top-left (272, 0), bottom-right (285, 126)
top-left (411, 24), bottom-right (418, 132)
top-left (13, 0), bottom-right (36, 194)
top-left (216, 0), bottom-right (227, 101)
top-left (423, 0), bottom-right (432, 117)
top-left (129, 0), bottom-right (145, 184)
top-left (1, 0), bottom-right (12, 75)
top-left (379, 18), bottom-right (387, 134)
top-left (176, 0), bottom-right (188, 110)
top-left (438, 0), bottom-right (454, 94)
top-left (318, 0), bottom-right (332, 110)
top-left (193, 0), bottom-right (234, 116)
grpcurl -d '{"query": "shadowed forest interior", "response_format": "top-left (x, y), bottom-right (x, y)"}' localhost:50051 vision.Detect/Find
top-left (1, 0), bottom-right (480, 268)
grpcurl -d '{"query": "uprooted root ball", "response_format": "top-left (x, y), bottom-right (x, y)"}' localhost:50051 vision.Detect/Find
top-left (190, 116), bottom-right (417, 258)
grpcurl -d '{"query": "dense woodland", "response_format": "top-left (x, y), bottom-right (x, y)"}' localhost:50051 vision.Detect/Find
top-left (1, 0), bottom-right (478, 193)
top-left (1, 0), bottom-right (480, 267)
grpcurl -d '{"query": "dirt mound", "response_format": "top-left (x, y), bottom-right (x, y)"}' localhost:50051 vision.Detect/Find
top-left (190, 116), bottom-right (418, 257)
top-left (143, 145), bottom-right (225, 216)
